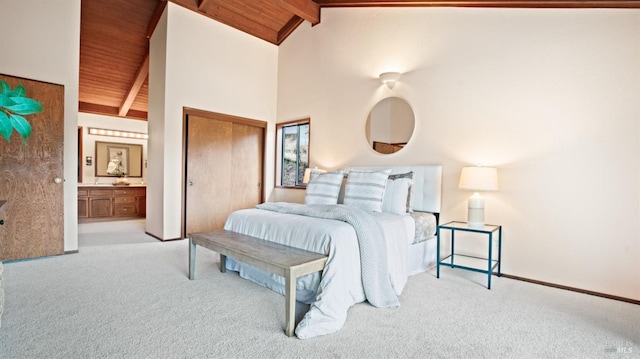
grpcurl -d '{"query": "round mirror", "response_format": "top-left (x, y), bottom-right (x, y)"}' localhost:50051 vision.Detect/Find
top-left (365, 97), bottom-right (415, 154)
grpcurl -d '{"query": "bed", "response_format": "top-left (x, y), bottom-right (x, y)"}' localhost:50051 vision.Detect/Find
top-left (223, 165), bottom-right (442, 339)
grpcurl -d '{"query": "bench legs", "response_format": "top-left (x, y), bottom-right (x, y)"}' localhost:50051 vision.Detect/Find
top-left (220, 254), bottom-right (227, 273)
top-left (188, 237), bottom-right (196, 280)
top-left (190, 238), bottom-right (229, 277)
top-left (189, 237), bottom-right (301, 337)
top-left (285, 269), bottom-right (296, 337)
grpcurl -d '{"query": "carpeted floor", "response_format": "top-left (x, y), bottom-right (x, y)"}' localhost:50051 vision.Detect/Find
top-left (0, 219), bottom-right (638, 358)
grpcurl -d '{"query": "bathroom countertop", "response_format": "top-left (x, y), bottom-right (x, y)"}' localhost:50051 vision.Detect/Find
top-left (78, 183), bottom-right (146, 187)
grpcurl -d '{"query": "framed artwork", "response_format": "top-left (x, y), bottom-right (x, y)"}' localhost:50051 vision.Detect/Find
top-left (95, 141), bottom-right (143, 177)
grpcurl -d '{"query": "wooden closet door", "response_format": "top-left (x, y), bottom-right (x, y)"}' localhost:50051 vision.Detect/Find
top-left (184, 112), bottom-right (264, 236)
top-left (0, 74), bottom-right (64, 261)
top-left (230, 122), bottom-right (263, 212)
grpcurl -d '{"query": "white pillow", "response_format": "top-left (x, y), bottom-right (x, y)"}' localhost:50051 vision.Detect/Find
top-left (343, 169), bottom-right (391, 212)
top-left (304, 171), bottom-right (344, 204)
top-left (382, 177), bottom-right (413, 215)
top-left (387, 171), bottom-right (414, 212)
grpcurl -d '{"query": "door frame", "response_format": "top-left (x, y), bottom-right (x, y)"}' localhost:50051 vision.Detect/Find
top-left (181, 107), bottom-right (267, 239)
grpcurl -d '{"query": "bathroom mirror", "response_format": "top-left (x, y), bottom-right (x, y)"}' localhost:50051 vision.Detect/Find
top-left (95, 141), bottom-right (143, 177)
top-left (365, 97), bottom-right (415, 154)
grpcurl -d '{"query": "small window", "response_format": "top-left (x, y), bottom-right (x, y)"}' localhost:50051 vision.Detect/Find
top-left (276, 119), bottom-right (309, 188)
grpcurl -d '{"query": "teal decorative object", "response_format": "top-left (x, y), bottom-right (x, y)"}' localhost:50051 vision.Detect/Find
top-left (0, 80), bottom-right (43, 143)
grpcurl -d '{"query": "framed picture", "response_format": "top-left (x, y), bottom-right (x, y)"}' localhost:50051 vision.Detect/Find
top-left (95, 141), bottom-right (143, 177)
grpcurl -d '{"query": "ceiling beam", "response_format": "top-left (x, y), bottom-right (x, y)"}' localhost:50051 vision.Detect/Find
top-left (147, 0), bottom-right (168, 39)
top-left (198, 0), bottom-right (210, 11)
top-left (276, 0), bottom-right (321, 25)
top-left (79, 102), bottom-right (147, 121)
top-left (314, 0), bottom-right (640, 7)
top-left (277, 15), bottom-right (305, 44)
top-left (119, 53), bottom-right (149, 117)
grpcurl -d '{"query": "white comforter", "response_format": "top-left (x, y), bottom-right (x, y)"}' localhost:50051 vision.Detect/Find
top-left (223, 204), bottom-right (414, 339)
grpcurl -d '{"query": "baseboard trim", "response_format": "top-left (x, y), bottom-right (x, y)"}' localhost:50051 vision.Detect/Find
top-left (145, 231), bottom-right (181, 242)
top-left (501, 273), bottom-right (640, 306)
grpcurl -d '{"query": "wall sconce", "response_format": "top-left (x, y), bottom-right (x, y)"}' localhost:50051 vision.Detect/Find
top-left (379, 72), bottom-right (401, 89)
top-left (458, 166), bottom-right (499, 228)
top-left (88, 127), bottom-right (148, 140)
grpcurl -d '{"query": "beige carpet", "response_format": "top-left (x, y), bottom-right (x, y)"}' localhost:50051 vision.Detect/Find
top-left (0, 219), bottom-right (638, 358)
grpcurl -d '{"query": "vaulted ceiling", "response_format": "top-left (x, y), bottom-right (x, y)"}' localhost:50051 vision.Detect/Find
top-left (79, 0), bottom-right (640, 121)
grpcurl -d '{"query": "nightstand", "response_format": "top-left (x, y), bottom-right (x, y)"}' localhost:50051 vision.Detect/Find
top-left (436, 221), bottom-right (502, 289)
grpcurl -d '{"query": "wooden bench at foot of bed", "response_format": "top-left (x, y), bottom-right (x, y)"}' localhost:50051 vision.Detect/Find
top-left (188, 229), bottom-right (328, 337)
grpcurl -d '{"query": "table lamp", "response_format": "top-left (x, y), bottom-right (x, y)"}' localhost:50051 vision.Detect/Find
top-left (458, 166), bottom-right (498, 228)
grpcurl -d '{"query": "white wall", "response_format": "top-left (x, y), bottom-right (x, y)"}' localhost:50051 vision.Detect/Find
top-left (147, 3), bottom-right (278, 240)
top-left (148, 5), bottom-right (169, 240)
top-left (278, 8), bottom-right (640, 300)
top-left (78, 113), bottom-right (148, 184)
top-left (0, 0), bottom-right (80, 252)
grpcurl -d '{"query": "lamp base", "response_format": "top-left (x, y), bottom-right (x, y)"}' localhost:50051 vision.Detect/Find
top-left (467, 193), bottom-right (485, 228)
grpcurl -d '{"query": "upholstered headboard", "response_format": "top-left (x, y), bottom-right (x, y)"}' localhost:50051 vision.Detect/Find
top-left (344, 165), bottom-right (443, 214)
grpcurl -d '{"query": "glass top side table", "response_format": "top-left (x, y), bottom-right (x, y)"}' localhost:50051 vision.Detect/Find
top-left (436, 221), bottom-right (502, 289)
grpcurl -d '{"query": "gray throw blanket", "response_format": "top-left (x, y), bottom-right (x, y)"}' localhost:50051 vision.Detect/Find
top-left (256, 202), bottom-right (400, 308)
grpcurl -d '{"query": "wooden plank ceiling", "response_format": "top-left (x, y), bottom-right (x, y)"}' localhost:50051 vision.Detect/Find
top-left (79, 0), bottom-right (640, 121)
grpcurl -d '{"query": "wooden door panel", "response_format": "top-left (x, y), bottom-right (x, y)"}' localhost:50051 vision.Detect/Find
top-left (0, 74), bottom-right (64, 261)
top-left (136, 196), bottom-right (146, 216)
top-left (231, 123), bottom-right (263, 212)
top-left (186, 115), bottom-right (233, 233)
top-left (89, 198), bottom-right (112, 217)
top-left (184, 111), bottom-right (265, 236)
top-left (78, 198), bottom-right (89, 218)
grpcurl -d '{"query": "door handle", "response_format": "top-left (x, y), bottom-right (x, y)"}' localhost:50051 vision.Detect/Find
top-left (53, 177), bottom-right (63, 184)
top-left (188, 181), bottom-right (194, 186)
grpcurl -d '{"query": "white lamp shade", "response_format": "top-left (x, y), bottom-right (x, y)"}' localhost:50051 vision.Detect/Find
top-left (458, 167), bottom-right (499, 192)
